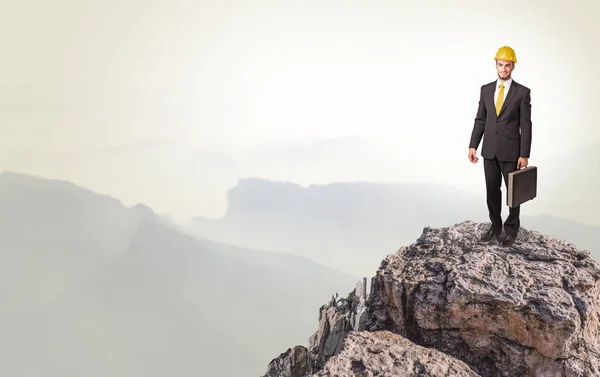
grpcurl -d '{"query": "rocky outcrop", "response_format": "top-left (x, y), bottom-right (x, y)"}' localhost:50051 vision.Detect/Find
top-left (263, 279), bottom-right (370, 376)
top-left (368, 221), bottom-right (600, 376)
top-left (262, 220), bottom-right (600, 377)
top-left (307, 279), bottom-right (369, 370)
top-left (314, 330), bottom-right (480, 377)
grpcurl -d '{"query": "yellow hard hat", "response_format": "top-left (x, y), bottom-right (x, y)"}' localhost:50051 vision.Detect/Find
top-left (494, 46), bottom-right (517, 63)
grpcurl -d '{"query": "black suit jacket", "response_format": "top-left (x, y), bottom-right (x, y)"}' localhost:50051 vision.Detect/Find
top-left (469, 80), bottom-right (532, 161)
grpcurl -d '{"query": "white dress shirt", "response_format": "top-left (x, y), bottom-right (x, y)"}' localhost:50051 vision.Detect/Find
top-left (494, 77), bottom-right (512, 106)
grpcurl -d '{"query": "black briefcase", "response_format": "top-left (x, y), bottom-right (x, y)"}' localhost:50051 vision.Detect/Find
top-left (507, 166), bottom-right (537, 208)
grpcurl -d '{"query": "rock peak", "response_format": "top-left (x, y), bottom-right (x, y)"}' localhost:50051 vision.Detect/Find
top-left (263, 220), bottom-right (600, 377)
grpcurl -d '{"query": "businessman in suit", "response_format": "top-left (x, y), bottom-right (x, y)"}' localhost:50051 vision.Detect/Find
top-left (468, 46), bottom-right (532, 247)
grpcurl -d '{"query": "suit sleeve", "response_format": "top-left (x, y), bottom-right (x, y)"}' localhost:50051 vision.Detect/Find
top-left (469, 86), bottom-right (486, 150)
top-left (519, 89), bottom-right (532, 158)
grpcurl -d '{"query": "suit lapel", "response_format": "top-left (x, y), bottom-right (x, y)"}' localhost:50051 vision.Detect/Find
top-left (498, 81), bottom-right (519, 117)
top-left (487, 83), bottom-right (497, 118)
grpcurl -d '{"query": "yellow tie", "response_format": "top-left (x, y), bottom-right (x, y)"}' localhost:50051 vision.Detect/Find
top-left (496, 83), bottom-right (505, 116)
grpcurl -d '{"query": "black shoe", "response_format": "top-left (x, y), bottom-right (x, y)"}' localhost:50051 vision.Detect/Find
top-left (501, 233), bottom-right (518, 246)
top-left (480, 227), bottom-right (501, 242)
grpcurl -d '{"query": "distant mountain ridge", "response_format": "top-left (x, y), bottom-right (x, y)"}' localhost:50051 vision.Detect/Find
top-left (189, 177), bottom-right (600, 276)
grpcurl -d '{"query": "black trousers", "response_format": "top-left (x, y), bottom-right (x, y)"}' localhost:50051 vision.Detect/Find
top-left (484, 156), bottom-right (520, 235)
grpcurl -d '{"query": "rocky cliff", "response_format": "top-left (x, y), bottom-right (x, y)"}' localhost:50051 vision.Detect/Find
top-left (262, 221), bottom-right (600, 377)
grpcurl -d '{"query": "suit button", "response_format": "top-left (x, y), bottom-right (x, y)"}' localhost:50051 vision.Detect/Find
top-left (495, 132), bottom-right (498, 134)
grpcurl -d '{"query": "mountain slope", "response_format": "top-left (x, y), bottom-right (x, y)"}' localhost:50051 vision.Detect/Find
top-left (0, 171), bottom-right (143, 322)
top-left (0, 171), bottom-right (358, 377)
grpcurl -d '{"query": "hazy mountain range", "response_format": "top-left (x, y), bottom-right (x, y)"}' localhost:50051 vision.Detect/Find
top-left (0, 171), bottom-right (357, 377)
top-left (189, 178), bottom-right (488, 276)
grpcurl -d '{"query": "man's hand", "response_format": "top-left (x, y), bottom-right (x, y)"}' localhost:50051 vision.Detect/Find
top-left (517, 157), bottom-right (528, 169)
top-left (468, 148), bottom-right (478, 163)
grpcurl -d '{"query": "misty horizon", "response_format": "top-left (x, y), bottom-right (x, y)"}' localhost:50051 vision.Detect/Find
top-left (2, 0), bottom-right (600, 226)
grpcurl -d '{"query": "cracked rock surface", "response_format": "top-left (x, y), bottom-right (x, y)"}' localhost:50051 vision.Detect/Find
top-left (263, 346), bottom-right (310, 377)
top-left (263, 220), bottom-right (600, 377)
top-left (314, 330), bottom-right (479, 377)
top-left (368, 220), bottom-right (600, 377)
top-left (307, 280), bottom-right (369, 371)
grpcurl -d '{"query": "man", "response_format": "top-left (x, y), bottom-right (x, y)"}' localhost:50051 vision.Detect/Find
top-left (468, 45), bottom-right (532, 247)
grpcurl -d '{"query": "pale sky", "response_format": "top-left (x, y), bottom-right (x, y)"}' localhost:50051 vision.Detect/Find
top-left (1, 0), bottom-right (599, 225)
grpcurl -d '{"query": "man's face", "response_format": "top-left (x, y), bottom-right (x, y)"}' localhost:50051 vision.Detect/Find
top-left (496, 59), bottom-right (515, 80)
